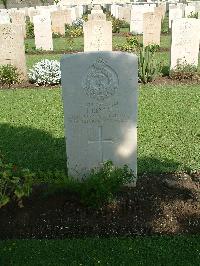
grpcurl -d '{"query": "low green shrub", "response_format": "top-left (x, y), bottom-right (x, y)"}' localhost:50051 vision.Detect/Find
top-left (82, 14), bottom-right (88, 22)
top-left (77, 161), bottom-right (135, 208)
top-left (65, 19), bottom-right (84, 38)
top-left (187, 12), bottom-right (198, 18)
top-left (170, 63), bottom-right (200, 81)
top-left (138, 46), bottom-right (162, 83)
top-left (119, 37), bottom-right (161, 83)
top-left (119, 19), bottom-right (130, 29)
top-left (0, 64), bottom-right (21, 87)
top-left (106, 12), bottom-right (129, 33)
top-left (69, 27), bottom-right (83, 37)
top-left (0, 158), bottom-right (33, 208)
top-left (26, 20), bottom-right (34, 39)
top-left (119, 35), bottom-right (141, 52)
top-left (161, 17), bottom-right (169, 34)
top-left (148, 44), bottom-right (160, 53)
top-left (52, 32), bottom-right (64, 38)
top-left (112, 18), bottom-right (121, 33)
top-left (43, 161), bottom-right (135, 209)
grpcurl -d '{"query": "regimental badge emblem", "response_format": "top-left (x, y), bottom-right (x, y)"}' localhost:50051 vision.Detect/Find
top-left (82, 57), bottom-right (119, 101)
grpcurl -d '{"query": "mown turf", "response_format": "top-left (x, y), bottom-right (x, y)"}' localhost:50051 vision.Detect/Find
top-left (138, 84), bottom-right (200, 173)
top-left (0, 236), bottom-right (199, 265)
top-left (25, 34), bottom-right (171, 52)
top-left (25, 35), bottom-right (128, 54)
top-left (25, 50), bottom-right (169, 70)
top-left (26, 54), bottom-right (62, 69)
top-left (0, 85), bottom-right (199, 176)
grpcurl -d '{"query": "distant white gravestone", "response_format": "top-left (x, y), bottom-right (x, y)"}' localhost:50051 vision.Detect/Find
top-left (0, 13), bottom-right (10, 24)
top-left (143, 12), bottom-right (162, 47)
top-left (61, 52), bottom-right (138, 179)
top-left (171, 18), bottom-right (200, 69)
top-left (0, 24), bottom-right (27, 80)
top-left (169, 8), bottom-right (182, 29)
top-left (33, 14), bottom-right (53, 51)
top-left (83, 15), bottom-right (112, 51)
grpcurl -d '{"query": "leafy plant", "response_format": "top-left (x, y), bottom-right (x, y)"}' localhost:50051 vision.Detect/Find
top-left (148, 44), bottom-right (160, 53)
top-left (106, 13), bottom-right (128, 33)
top-left (170, 62), bottom-right (200, 81)
top-left (112, 18), bottom-right (121, 33)
top-left (77, 161), bottom-right (135, 208)
top-left (161, 17), bottom-right (169, 34)
top-left (66, 35), bottom-right (75, 50)
top-left (26, 20), bottom-right (34, 39)
top-left (0, 158), bottom-right (33, 208)
top-left (0, 64), bottom-right (20, 87)
top-left (40, 0), bottom-right (49, 5)
top-left (28, 59), bottom-right (61, 86)
top-left (52, 32), bottom-right (63, 38)
top-left (138, 46), bottom-right (162, 83)
top-left (187, 12), bottom-right (198, 19)
top-left (82, 14), bottom-right (88, 22)
top-left (65, 23), bottom-right (83, 38)
top-left (119, 35), bottom-right (141, 52)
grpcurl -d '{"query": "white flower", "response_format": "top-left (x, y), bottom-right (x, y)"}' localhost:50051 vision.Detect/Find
top-left (28, 59), bottom-right (61, 86)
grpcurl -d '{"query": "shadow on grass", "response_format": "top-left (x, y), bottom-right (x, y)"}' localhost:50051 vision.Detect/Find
top-left (0, 123), bottom-right (185, 175)
top-left (0, 123), bottom-right (67, 174)
top-left (138, 156), bottom-right (184, 175)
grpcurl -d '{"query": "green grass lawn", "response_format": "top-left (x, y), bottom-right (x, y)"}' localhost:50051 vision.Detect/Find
top-left (25, 33), bottom-right (171, 55)
top-left (0, 236), bottom-right (199, 265)
top-left (0, 85), bottom-right (199, 176)
top-left (26, 52), bottom-right (170, 72)
top-left (25, 34), bottom-right (171, 69)
top-left (26, 54), bottom-right (62, 68)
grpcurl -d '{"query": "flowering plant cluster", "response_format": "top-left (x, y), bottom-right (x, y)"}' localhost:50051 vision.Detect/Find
top-left (72, 18), bottom-right (84, 28)
top-left (28, 59), bottom-right (61, 86)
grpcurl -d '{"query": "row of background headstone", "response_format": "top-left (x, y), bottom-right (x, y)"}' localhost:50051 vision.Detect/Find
top-left (0, 2), bottom-right (200, 81)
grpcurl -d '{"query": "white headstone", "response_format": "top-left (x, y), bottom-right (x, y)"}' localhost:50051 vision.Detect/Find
top-left (118, 7), bottom-right (131, 23)
top-left (33, 14), bottom-right (53, 51)
top-left (185, 5), bottom-right (196, 18)
top-left (0, 24), bottom-right (27, 79)
top-left (170, 18), bottom-right (200, 69)
top-left (61, 52), bottom-right (138, 179)
top-left (130, 5), bottom-right (155, 34)
top-left (169, 8), bottom-right (182, 28)
top-left (143, 12), bottom-right (161, 46)
top-left (51, 10), bottom-right (66, 35)
top-left (0, 13), bottom-right (10, 24)
top-left (83, 18), bottom-right (112, 52)
top-left (10, 11), bottom-right (26, 38)
top-left (28, 8), bottom-right (40, 23)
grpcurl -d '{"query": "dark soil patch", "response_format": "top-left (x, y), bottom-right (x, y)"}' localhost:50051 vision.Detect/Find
top-left (1, 76), bottom-right (200, 90)
top-left (0, 82), bottom-right (59, 90)
top-left (0, 173), bottom-right (199, 239)
top-left (151, 76), bottom-right (200, 86)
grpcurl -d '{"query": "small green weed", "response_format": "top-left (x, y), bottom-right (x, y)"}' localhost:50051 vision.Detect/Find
top-left (138, 46), bottom-right (162, 83)
top-left (170, 62), bottom-right (200, 81)
top-left (26, 20), bottom-right (34, 39)
top-left (0, 64), bottom-right (21, 87)
top-left (76, 161), bottom-right (135, 208)
top-left (0, 158), bottom-right (33, 208)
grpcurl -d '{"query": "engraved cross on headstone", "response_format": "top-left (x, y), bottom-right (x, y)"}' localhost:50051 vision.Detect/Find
top-left (88, 126), bottom-right (113, 163)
